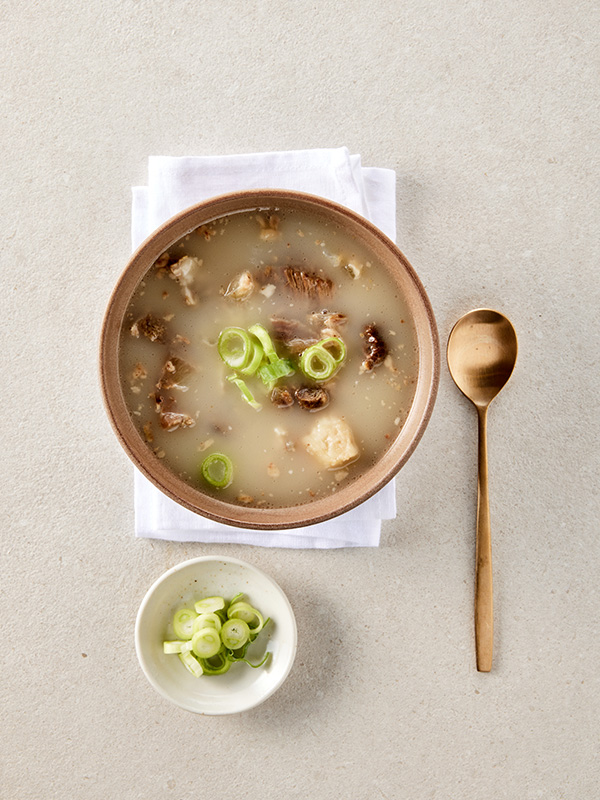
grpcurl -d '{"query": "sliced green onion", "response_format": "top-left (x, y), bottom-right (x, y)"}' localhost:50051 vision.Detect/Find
top-left (192, 627), bottom-right (222, 658)
top-left (163, 640), bottom-right (187, 654)
top-left (299, 344), bottom-right (337, 381)
top-left (227, 601), bottom-right (264, 634)
top-left (239, 339), bottom-right (265, 376)
top-left (178, 650), bottom-right (204, 677)
top-left (164, 593), bottom-right (271, 678)
top-left (220, 618), bottom-right (250, 650)
top-left (192, 612), bottom-right (222, 633)
top-left (172, 608), bottom-right (197, 640)
top-left (249, 617), bottom-right (271, 641)
top-left (199, 649), bottom-right (232, 675)
top-left (226, 641), bottom-right (251, 661)
top-left (235, 652), bottom-right (271, 669)
top-left (194, 596), bottom-right (226, 614)
top-left (258, 357), bottom-right (295, 388)
top-left (319, 336), bottom-right (346, 365)
top-left (299, 337), bottom-right (346, 381)
top-left (248, 323), bottom-right (279, 363)
top-left (201, 454), bottom-right (233, 489)
top-left (218, 327), bottom-right (253, 369)
top-left (226, 374), bottom-right (262, 411)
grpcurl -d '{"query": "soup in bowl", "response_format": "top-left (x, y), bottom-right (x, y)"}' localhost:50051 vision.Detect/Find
top-left (100, 190), bottom-right (439, 529)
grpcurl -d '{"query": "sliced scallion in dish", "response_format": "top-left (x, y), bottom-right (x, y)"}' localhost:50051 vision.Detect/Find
top-left (163, 640), bottom-right (187, 654)
top-left (193, 612), bottom-right (222, 633)
top-left (172, 608), bottom-right (197, 640)
top-left (258, 358), bottom-right (295, 389)
top-left (218, 327), bottom-right (253, 370)
top-left (194, 596), bottom-right (226, 614)
top-left (226, 374), bottom-right (262, 411)
top-left (227, 601), bottom-right (264, 634)
top-left (239, 339), bottom-right (265, 376)
top-left (192, 627), bottom-right (222, 659)
top-left (220, 618), bottom-right (250, 650)
top-left (178, 649), bottom-right (204, 677)
top-left (299, 345), bottom-right (336, 381)
top-left (164, 593), bottom-right (271, 678)
top-left (201, 453), bottom-right (234, 489)
top-left (319, 336), bottom-right (347, 365)
top-left (299, 336), bottom-right (346, 382)
top-left (248, 323), bottom-right (279, 364)
top-left (199, 650), bottom-right (232, 675)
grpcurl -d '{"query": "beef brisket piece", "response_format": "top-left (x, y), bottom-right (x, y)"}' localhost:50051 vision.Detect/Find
top-left (361, 323), bottom-right (388, 371)
top-left (283, 267), bottom-right (333, 300)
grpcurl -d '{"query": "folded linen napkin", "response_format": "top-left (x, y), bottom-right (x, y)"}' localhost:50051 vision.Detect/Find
top-left (131, 147), bottom-right (397, 548)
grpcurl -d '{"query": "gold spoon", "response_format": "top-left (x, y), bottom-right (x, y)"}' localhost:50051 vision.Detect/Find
top-left (447, 309), bottom-right (518, 672)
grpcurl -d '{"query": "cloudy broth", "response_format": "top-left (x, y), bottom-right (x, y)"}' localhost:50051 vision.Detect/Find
top-left (119, 207), bottom-right (418, 508)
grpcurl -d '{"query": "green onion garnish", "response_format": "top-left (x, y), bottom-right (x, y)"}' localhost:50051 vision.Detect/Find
top-left (163, 593), bottom-right (271, 679)
top-left (199, 650), bottom-right (232, 675)
top-left (239, 339), bottom-right (264, 375)
top-left (319, 336), bottom-right (346, 364)
top-left (220, 323), bottom-right (298, 405)
top-left (178, 649), bottom-right (204, 677)
top-left (191, 627), bottom-right (222, 659)
top-left (220, 618), bottom-right (250, 650)
top-left (299, 345), bottom-right (336, 381)
top-left (192, 612), bottom-right (222, 634)
top-left (226, 374), bottom-right (262, 411)
top-left (194, 596), bottom-right (225, 614)
top-left (227, 601), bottom-right (264, 634)
top-left (299, 336), bottom-right (346, 382)
top-left (201, 453), bottom-right (233, 489)
top-left (258, 357), bottom-right (295, 389)
top-left (218, 327), bottom-right (253, 370)
top-left (172, 608), bottom-right (197, 640)
top-left (248, 323), bottom-right (279, 363)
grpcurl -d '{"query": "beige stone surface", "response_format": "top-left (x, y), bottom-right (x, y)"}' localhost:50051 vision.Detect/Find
top-left (2, 1), bottom-right (598, 798)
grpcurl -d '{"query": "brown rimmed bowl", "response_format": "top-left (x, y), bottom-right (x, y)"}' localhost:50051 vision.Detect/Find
top-left (100, 189), bottom-right (439, 530)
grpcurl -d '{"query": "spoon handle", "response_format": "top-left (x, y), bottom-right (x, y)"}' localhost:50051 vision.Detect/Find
top-left (475, 405), bottom-right (493, 672)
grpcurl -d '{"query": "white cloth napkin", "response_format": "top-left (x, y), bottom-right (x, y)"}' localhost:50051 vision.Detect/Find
top-left (131, 147), bottom-right (397, 548)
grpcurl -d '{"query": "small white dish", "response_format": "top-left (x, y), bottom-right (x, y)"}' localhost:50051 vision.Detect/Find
top-left (135, 555), bottom-right (297, 714)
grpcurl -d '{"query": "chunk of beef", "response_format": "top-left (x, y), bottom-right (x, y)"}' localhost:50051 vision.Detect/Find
top-left (270, 386), bottom-right (294, 408)
top-left (130, 314), bottom-right (167, 343)
top-left (132, 362), bottom-right (148, 380)
top-left (308, 310), bottom-right (348, 339)
top-left (150, 391), bottom-right (195, 431)
top-left (159, 411), bottom-right (195, 431)
top-left (361, 323), bottom-right (388, 371)
top-left (270, 316), bottom-right (319, 354)
top-left (224, 270), bottom-right (257, 301)
top-left (257, 214), bottom-right (280, 241)
top-left (169, 255), bottom-right (202, 305)
top-left (295, 386), bottom-right (330, 411)
top-left (156, 356), bottom-right (193, 392)
top-left (154, 252), bottom-right (171, 270)
top-left (196, 224), bottom-right (216, 241)
top-left (283, 267), bottom-right (333, 300)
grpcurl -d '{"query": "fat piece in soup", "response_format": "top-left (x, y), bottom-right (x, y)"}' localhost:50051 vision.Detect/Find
top-left (119, 208), bottom-right (418, 508)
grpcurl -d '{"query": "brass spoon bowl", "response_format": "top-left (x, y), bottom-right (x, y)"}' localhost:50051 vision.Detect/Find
top-left (447, 309), bottom-right (518, 672)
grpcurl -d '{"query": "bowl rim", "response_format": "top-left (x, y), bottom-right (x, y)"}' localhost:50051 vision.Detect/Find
top-left (100, 188), bottom-right (440, 529)
top-left (134, 555), bottom-right (298, 715)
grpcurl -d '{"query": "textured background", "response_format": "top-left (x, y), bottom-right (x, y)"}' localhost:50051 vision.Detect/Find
top-left (1, 1), bottom-right (599, 798)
